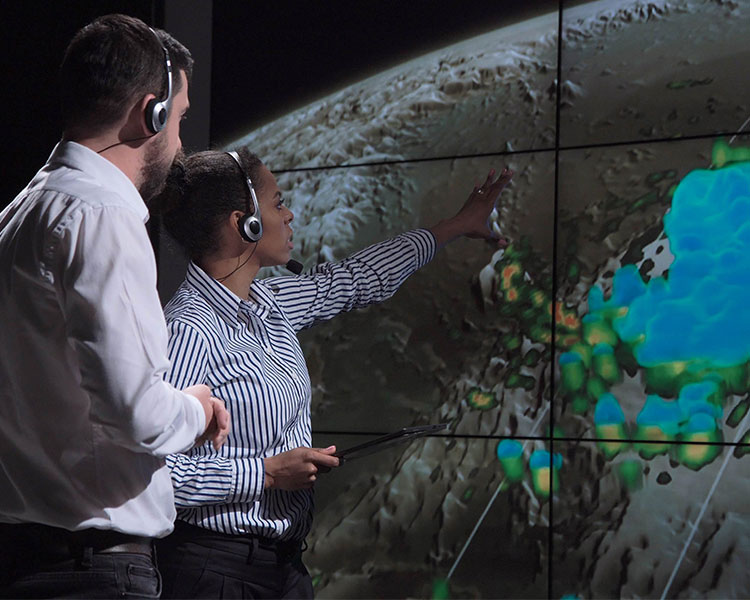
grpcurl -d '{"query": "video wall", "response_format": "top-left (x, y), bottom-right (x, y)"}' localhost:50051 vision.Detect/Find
top-left (211, 1), bottom-right (750, 597)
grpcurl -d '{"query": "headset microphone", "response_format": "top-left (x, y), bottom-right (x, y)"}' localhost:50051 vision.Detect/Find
top-left (286, 259), bottom-right (303, 275)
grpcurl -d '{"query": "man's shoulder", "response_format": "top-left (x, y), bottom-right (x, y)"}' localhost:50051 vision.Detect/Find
top-left (36, 163), bottom-right (134, 214)
top-left (0, 172), bottom-right (135, 248)
top-left (0, 170), bottom-right (137, 240)
top-left (32, 141), bottom-right (145, 216)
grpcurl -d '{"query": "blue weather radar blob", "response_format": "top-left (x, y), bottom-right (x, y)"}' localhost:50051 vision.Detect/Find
top-left (559, 143), bottom-right (750, 471)
top-left (615, 162), bottom-right (750, 372)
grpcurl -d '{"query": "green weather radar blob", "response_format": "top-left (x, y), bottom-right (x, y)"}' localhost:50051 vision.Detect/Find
top-left (593, 393), bottom-right (629, 459)
top-left (528, 450), bottom-right (562, 499)
top-left (617, 459), bottom-right (644, 491)
top-left (496, 439), bottom-right (524, 483)
top-left (466, 387), bottom-right (497, 411)
top-left (634, 382), bottom-right (724, 467)
top-left (634, 395), bottom-right (680, 458)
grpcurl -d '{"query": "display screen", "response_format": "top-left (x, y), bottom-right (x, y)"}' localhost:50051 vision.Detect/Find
top-left (210, 1), bottom-right (750, 597)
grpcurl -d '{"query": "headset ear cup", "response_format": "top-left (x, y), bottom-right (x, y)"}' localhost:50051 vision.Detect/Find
top-left (238, 213), bottom-right (263, 243)
top-left (145, 99), bottom-right (167, 134)
top-left (226, 150), bottom-right (262, 243)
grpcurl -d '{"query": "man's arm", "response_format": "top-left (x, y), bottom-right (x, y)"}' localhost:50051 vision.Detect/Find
top-left (62, 204), bottom-right (218, 456)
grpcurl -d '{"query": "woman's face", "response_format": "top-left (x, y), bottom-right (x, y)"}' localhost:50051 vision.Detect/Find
top-left (253, 166), bottom-right (294, 267)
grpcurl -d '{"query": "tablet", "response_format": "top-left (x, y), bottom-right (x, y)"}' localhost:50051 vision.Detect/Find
top-left (333, 423), bottom-right (448, 463)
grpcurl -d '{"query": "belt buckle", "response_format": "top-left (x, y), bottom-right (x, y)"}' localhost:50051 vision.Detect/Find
top-left (73, 530), bottom-right (153, 556)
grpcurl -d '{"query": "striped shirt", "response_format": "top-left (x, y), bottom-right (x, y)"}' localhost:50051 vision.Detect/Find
top-left (163, 229), bottom-right (435, 540)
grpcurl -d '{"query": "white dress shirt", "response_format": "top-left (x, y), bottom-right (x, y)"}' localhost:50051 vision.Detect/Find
top-left (0, 141), bottom-right (205, 537)
top-left (163, 229), bottom-right (435, 541)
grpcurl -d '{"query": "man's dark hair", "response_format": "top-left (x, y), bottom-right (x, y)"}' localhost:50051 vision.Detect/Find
top-left (59, 13), bottom-right (193, 136)
top-left (153, 148), bottom-right (265, 262)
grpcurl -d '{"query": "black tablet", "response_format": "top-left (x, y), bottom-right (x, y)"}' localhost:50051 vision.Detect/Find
top-left (333, 423), bottom-right (448, 463)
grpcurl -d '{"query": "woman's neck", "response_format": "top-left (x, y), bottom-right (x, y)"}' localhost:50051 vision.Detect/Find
top-left (200, 250), bottom-right (260, 301)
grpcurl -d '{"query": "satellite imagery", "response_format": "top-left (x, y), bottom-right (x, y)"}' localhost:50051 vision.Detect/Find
top-left (216, 0), bottom-right (750, 597)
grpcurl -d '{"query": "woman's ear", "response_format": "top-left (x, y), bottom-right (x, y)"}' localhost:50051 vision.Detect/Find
top-left (224, 209), bottom-right (238, 228)
top-left (228, 210), bottom-right (249, 243)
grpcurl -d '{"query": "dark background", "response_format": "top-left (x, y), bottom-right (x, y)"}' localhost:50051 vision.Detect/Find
top-left (2, 0), bottom-right (557, 206)
top-left (1, 1), bottom-right (158, 208)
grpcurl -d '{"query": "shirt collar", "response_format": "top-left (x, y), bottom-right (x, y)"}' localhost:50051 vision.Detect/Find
top-left (185, 262), bottom-right (277, 324)
top-left (248, 279), bottom-right (279, 316)
top-left (47, 141), bottom-right (149, 223)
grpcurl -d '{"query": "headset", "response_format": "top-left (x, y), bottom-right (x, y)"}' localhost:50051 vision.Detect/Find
top-left (145, 27), bottom-right (173, 134)
top-left (226, 151), bottom-right (263, 243)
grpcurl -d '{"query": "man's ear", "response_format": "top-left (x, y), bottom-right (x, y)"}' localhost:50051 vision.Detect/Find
top-left (122, 94), bottom-right (158, 139)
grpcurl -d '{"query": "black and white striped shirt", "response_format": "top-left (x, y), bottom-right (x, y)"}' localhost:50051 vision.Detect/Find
top-left (163, 229), bottom-right (435, 540)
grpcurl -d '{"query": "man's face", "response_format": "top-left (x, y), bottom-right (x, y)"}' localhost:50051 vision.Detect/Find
top-left (139, 70), bottom-right (189, 203)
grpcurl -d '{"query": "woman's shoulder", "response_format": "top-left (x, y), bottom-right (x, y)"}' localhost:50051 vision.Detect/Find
top-left (163, 282), bottom-right (218, 327)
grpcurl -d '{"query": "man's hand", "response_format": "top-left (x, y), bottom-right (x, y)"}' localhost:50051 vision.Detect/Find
top-left (429, 167), bottom-right (513, 247)
top-left (183, 384), bottom-right (231, 450)
top-left (264, 446), bottom-right (340, 491)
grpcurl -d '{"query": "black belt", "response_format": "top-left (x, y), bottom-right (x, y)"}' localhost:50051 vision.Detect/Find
top-left (169, 520), bottom-right (305, 563)
top-left (0, 522), bottom-right (153, 558)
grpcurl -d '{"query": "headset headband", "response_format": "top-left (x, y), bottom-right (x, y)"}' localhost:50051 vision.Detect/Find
top-left (146, 27), bottom-right (173, 134)
top-left (226, 151), bottom-right (263, 242)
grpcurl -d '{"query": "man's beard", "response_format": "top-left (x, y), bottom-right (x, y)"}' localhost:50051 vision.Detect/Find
top-left (138, 136), bottom-right (178, 204)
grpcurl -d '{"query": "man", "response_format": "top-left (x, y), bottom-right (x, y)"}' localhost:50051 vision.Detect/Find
top-left (0, 14), bottom-right (229, 598)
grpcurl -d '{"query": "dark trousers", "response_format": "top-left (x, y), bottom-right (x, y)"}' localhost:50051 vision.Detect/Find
top-left (0, 523), bottom-right (160, 599)
top-left (156, 521), bottom-right (313, 599)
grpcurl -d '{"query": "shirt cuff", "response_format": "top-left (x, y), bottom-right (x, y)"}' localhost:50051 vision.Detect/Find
top-left (402, 229), bottom-right (437, 269)
top-left (228, 457), bottom-right (266, 503)
top-left (182, 392), bottom-right (207, 435)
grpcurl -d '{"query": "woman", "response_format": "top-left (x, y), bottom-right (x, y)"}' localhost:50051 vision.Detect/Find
top-left (153, 148), bottom-right (512, 599)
